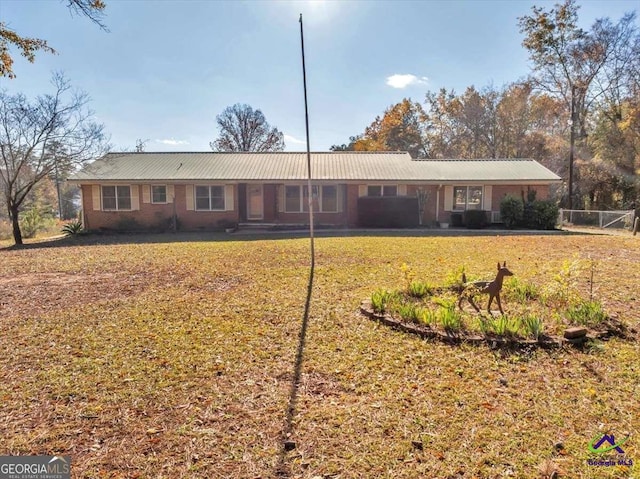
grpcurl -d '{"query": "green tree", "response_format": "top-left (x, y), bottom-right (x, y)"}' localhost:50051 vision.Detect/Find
top-left (210, 104), bottom-right (285, 152)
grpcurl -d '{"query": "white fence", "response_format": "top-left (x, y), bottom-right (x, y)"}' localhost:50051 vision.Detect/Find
top-left (558, 209), bottom-right (635, 230)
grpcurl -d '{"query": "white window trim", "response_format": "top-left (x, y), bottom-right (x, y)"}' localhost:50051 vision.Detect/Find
top-left (151, 185), bottom-right (168, 204)
top-left (195, 185), bottom-right (226, 211)
top-left (453, 185), bottom-right (484, 211)
top-left (102, 185), bottom-right (132, 211)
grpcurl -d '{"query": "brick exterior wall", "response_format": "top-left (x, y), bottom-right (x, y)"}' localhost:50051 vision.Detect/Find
top-left (80, 182), bottom-right (553, 231)
top-left (81, 184), bottom-right (238, 232)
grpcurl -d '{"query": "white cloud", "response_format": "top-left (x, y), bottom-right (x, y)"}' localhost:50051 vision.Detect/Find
top-left (284, 134), bottom-right (306, 145)
top-left (386, 74), bottom-right (429, 89)
top-left (155, 138), bottom-right (190, 146)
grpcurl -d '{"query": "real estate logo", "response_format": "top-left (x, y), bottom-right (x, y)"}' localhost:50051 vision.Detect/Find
top-left (586, 433), bottom-right (633, 468)
top-left (589, 433), bottom-right (628, 454)
top-left (0, 456), bottom-right (70, 479)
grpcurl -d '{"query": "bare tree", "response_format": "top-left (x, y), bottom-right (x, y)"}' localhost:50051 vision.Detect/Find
top-left (0, 73), bottom-right (107, 244)
top-left (210, 104), bottom-right (285, 152)
top-left (1, 0), bottom-right (107, 78)
top-left (518, 0), bottom-right (639, 207)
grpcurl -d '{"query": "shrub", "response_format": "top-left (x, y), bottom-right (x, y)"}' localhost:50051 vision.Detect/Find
top-left (397, 302), bottom-right (420, 323)
top-left (491, 315), bottom-right (520, 337)
top-left (19, 208), bottom-right (45, 239)
top-left (0, 221), bottom-right (12, 240)
top-left (464, 210), bottom-right (488, 229)
top-left (435, 297), bottom-right (464, 332)
top-left (408, 280), bottom-right (432, 298)
top-left (443, 266), bottom-right (467, 290)
top-left (521, 314), bottom-right (544, 340)
top-left (116, 216), bottom-right (141, 231)
top-left (450, 212), bottom-right (464, 227)
top-left (476, 317), bottom-right (492, 336)
top-left (566, 300), bottom-right (607, 326)
top-left (503, 277), bottom-right (540, 303)
top-left (529, 200), bottom-right (559, 230)
top-left (62, 220), bottom-right (84, 236)
top-left (417, 307), bottom-right (435, 327)
top-left (541, 258), bottom-right (584, 307)
top-left (500, 195), bottom-right (524, 229)
top-left (371, 289), bottom-right (392, 314)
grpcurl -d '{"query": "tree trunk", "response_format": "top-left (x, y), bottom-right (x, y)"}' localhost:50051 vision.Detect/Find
top-left (10, 206), bottom-right (23, 245)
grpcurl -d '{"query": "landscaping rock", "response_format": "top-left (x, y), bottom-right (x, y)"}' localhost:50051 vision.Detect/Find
top-left (564, 327), bottom-right (587, 339)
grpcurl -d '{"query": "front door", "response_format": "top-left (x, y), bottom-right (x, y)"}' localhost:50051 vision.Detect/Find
top-left (247, 185), bottom-right (263, 220)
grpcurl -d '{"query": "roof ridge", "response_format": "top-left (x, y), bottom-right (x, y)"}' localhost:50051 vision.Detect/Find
top-left (411, 158), bottom-right (533, 161)
top-left (105, 151), bottom-right (409, 155)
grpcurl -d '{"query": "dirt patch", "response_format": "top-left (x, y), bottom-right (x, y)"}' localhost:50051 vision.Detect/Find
top-left (0, 271), bottom-right (238, 319)
top-left (0, 272), bottom-right (148, 318)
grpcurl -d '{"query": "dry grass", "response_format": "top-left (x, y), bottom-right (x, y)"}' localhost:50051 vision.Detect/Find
top-left (0, 233), bottom-right (638, 478)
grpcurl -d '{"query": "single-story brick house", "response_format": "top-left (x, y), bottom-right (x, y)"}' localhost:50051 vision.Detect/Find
top-left (67, 151), bottom-right (561, 231)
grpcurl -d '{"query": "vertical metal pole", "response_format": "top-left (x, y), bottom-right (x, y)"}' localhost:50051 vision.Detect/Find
top-left (568, 84), bottom-right (576, 210)
top-left (299, 14), bottom-right (314, 264)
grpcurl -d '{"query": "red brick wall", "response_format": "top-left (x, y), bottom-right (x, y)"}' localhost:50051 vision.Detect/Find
top-left (81, 182), bottom-right (553, 231)
top-left (81, 184), bottom-right (239, 232)
top-left (434, 184), bottom-right (552, 224)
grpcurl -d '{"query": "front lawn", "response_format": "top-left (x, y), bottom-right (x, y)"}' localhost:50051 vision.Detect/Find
top-left (1, 233), bottom-right (638, 478)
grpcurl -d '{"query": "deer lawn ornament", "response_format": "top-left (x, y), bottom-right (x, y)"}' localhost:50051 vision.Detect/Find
top-left (458, 262), bottom-right (514, 315)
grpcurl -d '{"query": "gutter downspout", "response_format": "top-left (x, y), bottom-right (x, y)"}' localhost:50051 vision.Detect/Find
top-left (436, 185), bottom-right (441, 223)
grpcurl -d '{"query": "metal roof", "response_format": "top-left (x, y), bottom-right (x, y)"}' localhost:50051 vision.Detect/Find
top-left (68, 152), bottom-right (561, 183)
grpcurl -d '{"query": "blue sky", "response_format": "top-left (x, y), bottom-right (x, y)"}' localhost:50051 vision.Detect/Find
top-left (1, 0), bottom-right (637, 152)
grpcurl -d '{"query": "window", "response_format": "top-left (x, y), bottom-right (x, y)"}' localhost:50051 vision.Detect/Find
top-left (367, 185), bottom-right (397, 197)
top-left (152, 185), bottom-right (167, 203)
top-left (195, 185), bottom-right (225, 211)
top-left (367, 185), bottom-right (382, 197)
top-left (383, 185), bottom-right (397, 197)
top-left (102, 185), bottom-right (131, 210)
top-left (321, 185), bottom-right (338, 212)
top-left (285, 185), bottom-right (340, 213)
top-left (285, 185), bottom-right (302, 212)
top-left (302, 185), bottom-right (320, 212)
top-left (453, 186), bottom-right (483, 210)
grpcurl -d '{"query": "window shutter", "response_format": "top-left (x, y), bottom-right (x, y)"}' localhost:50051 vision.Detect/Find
top-left (278, 185), bottom-right (285, 213)
top-left (142, 185), bottom-right (151, 203)
top-left (337, 184), bottom-right (344, 213)
top-left (186, 185), bottom-right (194, 211)
top-left (167, 185), bottom-right (174, 203)
top-left (225, 185), bottom-right (234, 211)
top-left (358, 185), bottom-right (367, 197)
top-left (398, 184), bottom-right (407, 196)
top-left (484, 185), bottom-right (492, 211)
top-left (92, 185), bottom-right (101, 211)
top-left (130, 185), bottom-right (140, 210)
top-left (444, 186), bottom-right (453, 211)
